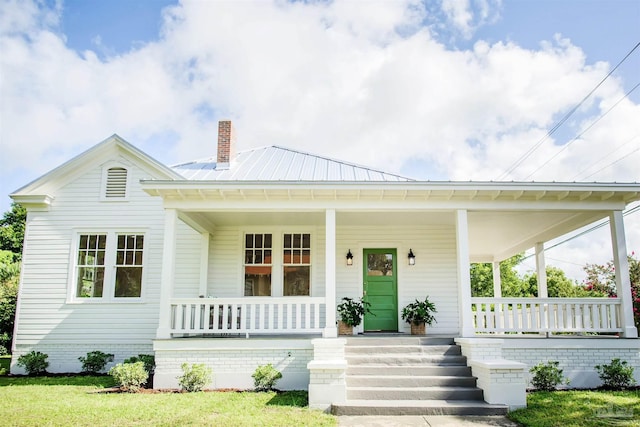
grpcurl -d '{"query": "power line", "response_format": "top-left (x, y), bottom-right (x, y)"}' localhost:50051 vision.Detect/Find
top-left (523, 82), bottom-right (640, 180)
top-left (570, 134), bottom-right (639, 180)
top-left (495, 41), bottom-right (640, 181)
top-left (521, 203), bottom-right (640, 260)
top-left (580, 145), bottom-right (640, 180)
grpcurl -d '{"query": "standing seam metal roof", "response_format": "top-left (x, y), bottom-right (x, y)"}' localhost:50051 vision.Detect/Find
top-left (171, 145), bottom-right (413, 182)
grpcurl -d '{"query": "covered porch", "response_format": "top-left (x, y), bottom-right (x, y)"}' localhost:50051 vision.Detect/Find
top-left (144, 182), bottom-right (639, 341)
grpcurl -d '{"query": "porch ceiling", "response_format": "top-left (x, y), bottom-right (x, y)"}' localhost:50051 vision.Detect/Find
top-left (181, 209), bottom-right (612, 263)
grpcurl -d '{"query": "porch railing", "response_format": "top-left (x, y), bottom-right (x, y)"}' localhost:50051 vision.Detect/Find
top-left (471, 297), bottom-right (623, 334)
top-left (170, 297), bottom-right (325, 336)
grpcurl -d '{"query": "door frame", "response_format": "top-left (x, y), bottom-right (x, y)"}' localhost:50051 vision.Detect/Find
top-left (362, 247), bottom-right (398, 332)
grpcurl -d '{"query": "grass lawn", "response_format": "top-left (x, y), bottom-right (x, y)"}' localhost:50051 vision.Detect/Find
top-left (509, 390), bottom-right (640, 427)
top-left (0, 376), bottom-right (336, 426)
top-left (0, 355), bottom-right (10, 373)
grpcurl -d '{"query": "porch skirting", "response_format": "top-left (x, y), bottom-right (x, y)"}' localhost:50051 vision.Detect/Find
top-left (152, 338), bottom-right (313, 390)
top-left (10, 342), bottom-right (153, 374)
top-left (456, 337), bottom-right (640, 389)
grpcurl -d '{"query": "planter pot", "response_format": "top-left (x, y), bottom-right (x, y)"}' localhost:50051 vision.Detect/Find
top-left (338, 321), bottom-right (354, 336)
top-left (410, 323), bottom-right (426, 335)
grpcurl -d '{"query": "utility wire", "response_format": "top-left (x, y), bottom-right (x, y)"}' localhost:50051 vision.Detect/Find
top-left (581, 146), bottom-right (640, 180)
top-left (523, 82), bottom-right (640, 180)
top-left (521, 203), bottom-right (640, 260)
top-left (495, 41), bottom-right (640, 181)
top-left (570, 134), bottom-right (639, 180)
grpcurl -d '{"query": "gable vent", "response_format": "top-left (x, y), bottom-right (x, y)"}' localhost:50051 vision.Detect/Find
top-left (105, 167), bottom-right (128, 198)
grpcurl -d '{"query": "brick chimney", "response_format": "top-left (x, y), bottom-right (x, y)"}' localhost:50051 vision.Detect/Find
top-left (217, 120), bottom-right (236, 168)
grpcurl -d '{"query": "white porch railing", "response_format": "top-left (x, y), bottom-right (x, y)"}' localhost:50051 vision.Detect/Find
top-left (471, 297), bottom-right (623, 334)
top-left (170, 297), bottom-right (325, 336)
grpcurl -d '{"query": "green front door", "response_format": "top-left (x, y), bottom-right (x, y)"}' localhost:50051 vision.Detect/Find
top-left (363, 249), bottom-right (398, 331)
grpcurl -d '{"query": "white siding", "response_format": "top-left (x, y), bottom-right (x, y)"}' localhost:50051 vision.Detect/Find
top-left (173, 220), bottom-right (201, 298)
top-left (201, 223), bottom-right (460, 334)
top-left (335, 224), bottom-right (460, 335)
top-left (15, 155), bottom-right (166, 347)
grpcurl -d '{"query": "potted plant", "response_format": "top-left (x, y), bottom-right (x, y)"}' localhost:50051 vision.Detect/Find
top-left (401, 296), bottom-right (437, 335)
top-left (337, 297), bottom-right (371, 335)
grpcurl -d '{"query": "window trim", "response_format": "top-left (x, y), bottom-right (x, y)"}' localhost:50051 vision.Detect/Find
top-left (282, 233), bottom-right (312, 296)
top-left (100, 162), bottom-right (130, 202)
top-left (67, 229), bottom-right (148, 304)
top-left (240, 228), bottom-right (314, 297)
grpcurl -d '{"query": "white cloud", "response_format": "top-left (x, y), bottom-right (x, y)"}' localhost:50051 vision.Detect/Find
top-left (1, 0), bottom-right (638, 279)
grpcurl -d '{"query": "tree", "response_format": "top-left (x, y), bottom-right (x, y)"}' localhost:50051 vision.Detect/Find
top-left (470, 254), bottom-right (526, 297)
top-left (0, 250), bottom-right (19, 354)
top-left (0, 203), bottom-right (26, 260)
top-left (524, 266), bottom-right (603, 298)
top-left (583, 252), bottom-right (640, 328)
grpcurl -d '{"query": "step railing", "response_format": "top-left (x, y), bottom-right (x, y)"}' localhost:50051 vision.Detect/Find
top-left (471, 297), bottom-right (622, 334)
top-left (170, 297), bottom-right (325, 336)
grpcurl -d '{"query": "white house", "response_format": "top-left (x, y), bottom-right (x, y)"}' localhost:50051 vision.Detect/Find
top-left (10, 121), bottom-right (640, 414)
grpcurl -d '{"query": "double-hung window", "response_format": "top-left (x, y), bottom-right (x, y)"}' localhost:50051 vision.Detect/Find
top-left (283, 233), bottom-right (311, 296)
top-left (74, 232), bottom-right (145, 301)
top-left (244, 233), bottom-right (272, 296)
top-left (243, 232), bottom-right (311, 297)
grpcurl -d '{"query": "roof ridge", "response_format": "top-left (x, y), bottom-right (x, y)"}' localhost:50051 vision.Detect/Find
top-left (267, 145), bottom-right (415, 181)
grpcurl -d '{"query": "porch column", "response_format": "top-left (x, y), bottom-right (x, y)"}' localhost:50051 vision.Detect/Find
top-left (324, 209), bottom-right (338, 338)
top-left (492, 261), bottom-right (502, 297)
top-left (456, 210), bottom-right (475, 337)
top-left (535, 242), bottom-right (548, 298)
top-left (198, 233), bottom-right (210, 297)
top-left (610, 211), bottom-right (638, 338)
top-left (156, 208), bottom-right (178, 339)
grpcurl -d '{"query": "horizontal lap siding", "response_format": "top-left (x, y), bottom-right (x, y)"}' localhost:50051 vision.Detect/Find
top-left (336, 224), bottom-right (459, 335)
top-left (15, 156), bottom-right (165, 346)
top-left (209, 228), bottom-right (240, 296)
top-left (174, 220), bottom-right (201, 297)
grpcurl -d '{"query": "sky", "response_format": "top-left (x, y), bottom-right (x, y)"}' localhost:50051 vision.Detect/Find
top-left (1, 0), bottom-right (639, 281)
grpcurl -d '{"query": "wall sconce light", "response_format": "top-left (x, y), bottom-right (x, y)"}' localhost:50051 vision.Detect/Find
top-left (346, 249), bottom-right (354, 266)
top-left (408, 249), bottom-right (416, 265)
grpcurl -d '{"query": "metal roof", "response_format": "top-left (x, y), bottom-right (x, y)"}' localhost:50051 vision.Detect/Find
top-left (171, 145), bottom-right (413, 182)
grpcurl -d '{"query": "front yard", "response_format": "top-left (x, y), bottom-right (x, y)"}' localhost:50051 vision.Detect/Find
top-left (509, 390), bottom-right (640, 427)
top-left (1, 374), bottom-right (639, 426)
top-left (0, 376), bottom-right (336, 426)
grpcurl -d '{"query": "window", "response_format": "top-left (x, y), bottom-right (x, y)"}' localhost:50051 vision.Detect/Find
top-left (114, 234), bottom-right (144, 297)
top-left (283, 233), bottom-right (310, 296)
top-left (74, 232), bottom-right (145, 300)
top-left (102, 166), bottom-right (128, 199)
top-left (76, 234), bottom-right (106, 297)
top-left (244, 233), bottom-right (272, 296)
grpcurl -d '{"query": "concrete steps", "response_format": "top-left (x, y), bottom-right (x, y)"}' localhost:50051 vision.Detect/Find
top-left (331, 336), bottom-right (508, 416)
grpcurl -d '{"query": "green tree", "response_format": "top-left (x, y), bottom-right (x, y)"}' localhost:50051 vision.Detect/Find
top-left (524, 266), bottom-right (602, 298)
top-left (470, 254), bottom-right (526, 297)
top-left (583, 252), bottom-right (640, 328)
top-left (0, 203), bottom-right (26, 260)
top-left (0, 250), bottom-right (20, 354)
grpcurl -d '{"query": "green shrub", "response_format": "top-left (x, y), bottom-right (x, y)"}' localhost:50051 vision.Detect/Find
top-left (178, 363), bottom-right (212, 392)
top-left (109, 362), bottom-right (148, 392)
top-left (78, 351), bottom-right (114, 373)
top-left (0, 366), bottom-right (6, 375)
top-left (252, 363), bottom-right (283, 391)
top-left (17, 350), bottom-right (49, 375)
top-left (529, 361), bottom-right (569, 391)
top-left (595, 358), bottom-right (636, 390)
top-left (124, 354), bottom-right (155, 374)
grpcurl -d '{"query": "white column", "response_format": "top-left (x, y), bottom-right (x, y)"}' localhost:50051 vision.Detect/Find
top-left (156, 208), bottom-right (178, 339)
top-left (198, 233), bottom-right (210, 297)
top-left (456, 210), bottom-right (475, 337)
top-left (610, 211), bottom-right (638, 338)
top-left (535, 242), bottom-right (548, 298)
top-left (492, 261), bottom-right (502, 298)
top-left (324, 209), bottom-right (338, 338)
